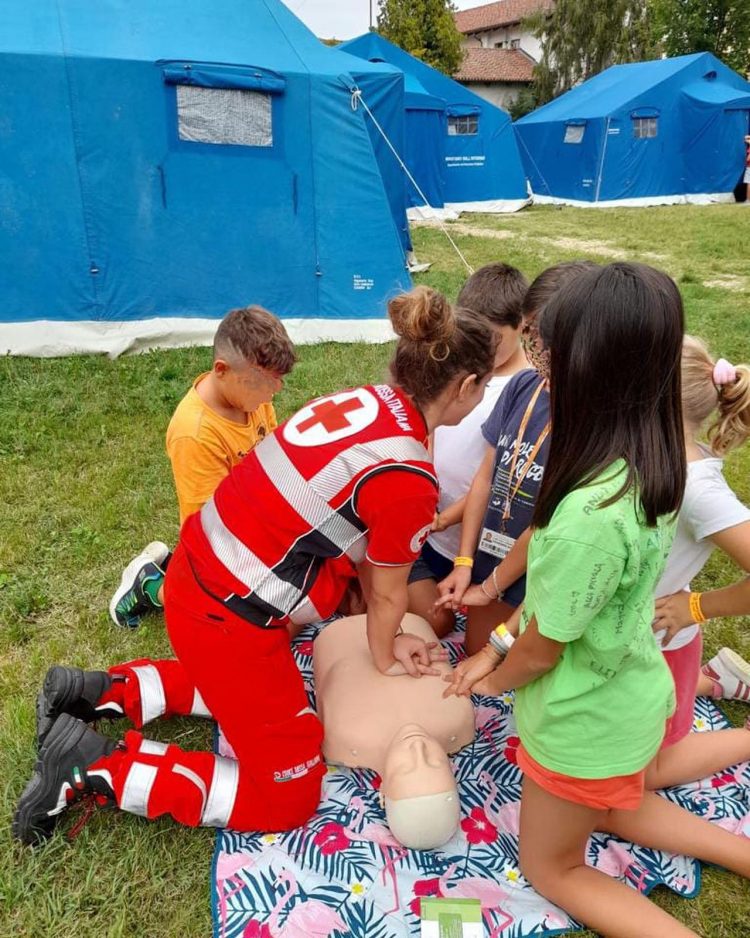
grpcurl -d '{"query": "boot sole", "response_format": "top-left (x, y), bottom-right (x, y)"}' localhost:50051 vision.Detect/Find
top-left (36, 667), bottom-right (117, 750)
top-left (35, 692), bottom-right (55, 752)
top-left (13, 714), bottom-right (90, 846)
top-left (36, 666), bottom-right (85, 750)
top-left (44, 665), bottom-right (85, 710)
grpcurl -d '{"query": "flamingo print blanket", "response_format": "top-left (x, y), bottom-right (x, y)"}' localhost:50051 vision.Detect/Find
top-left (212, 622), bottom-right (750, 938)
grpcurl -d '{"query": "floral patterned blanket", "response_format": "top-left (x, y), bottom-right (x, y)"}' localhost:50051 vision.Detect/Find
top-left (212, 623), bottom-right (750, 938)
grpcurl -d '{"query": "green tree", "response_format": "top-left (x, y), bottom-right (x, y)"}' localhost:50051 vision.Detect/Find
top-left (507, 85), bottom-right (540, 121)
top-left (377, 0), bottom-right (464, 76)
top-left (650, 0), bottom-right (750, 74)
top-left (527, 0), bottom-right (656, 104)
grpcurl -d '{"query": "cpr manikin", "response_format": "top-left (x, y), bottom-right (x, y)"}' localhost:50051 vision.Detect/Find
top-left (313, 614), bottom-right (474, 849)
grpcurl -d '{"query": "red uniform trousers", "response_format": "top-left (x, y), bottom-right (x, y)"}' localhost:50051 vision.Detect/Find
top-left (90, 543), bottom-right (325, 831)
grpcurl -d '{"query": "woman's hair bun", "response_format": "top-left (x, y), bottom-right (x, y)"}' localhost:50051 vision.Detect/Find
top-left (388, 286), bottom-right (496, 406)
top-left (388, 286), bottom-right (456, 347)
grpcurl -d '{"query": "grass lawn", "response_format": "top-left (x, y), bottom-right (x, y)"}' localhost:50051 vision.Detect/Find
top-left (2, 204), bottom-right (749, 937)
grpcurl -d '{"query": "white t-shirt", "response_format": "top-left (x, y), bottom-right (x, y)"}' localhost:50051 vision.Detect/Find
top-left (655, 448), bottom-right (750, 651)
top-left (428, 375), bottom-right (512, 561)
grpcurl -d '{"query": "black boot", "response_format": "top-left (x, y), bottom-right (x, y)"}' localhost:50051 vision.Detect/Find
top-left (36, 666), bottom-right (121, 749)
top-left (14, 714), bottom-right (117, 846)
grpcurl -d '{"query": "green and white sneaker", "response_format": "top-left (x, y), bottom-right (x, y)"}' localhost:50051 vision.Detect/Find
top-left (109, 541), bottom-right (170, 628)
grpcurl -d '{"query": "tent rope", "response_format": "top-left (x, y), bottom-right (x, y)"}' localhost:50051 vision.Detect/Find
top-left (514, 131), bottom-right (555, 199)
top-left (351, 88), bottom-right (474, 276)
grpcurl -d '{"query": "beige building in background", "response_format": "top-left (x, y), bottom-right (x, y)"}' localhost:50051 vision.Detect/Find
top-left (453, 0), bottom-right (553, 109)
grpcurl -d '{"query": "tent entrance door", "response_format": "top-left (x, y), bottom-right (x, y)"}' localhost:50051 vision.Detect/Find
top-left (682, 106), bottom-right (750, 196)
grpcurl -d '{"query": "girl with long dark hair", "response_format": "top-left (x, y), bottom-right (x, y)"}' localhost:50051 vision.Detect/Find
top-left (445, 263), bottom-right (750, 936)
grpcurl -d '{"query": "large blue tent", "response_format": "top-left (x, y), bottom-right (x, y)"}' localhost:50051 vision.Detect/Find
top-left (0, 0), bottom-right (411, 356)
top-left (515, 52), bottom-right (750, 207)
top-left (341, 33), bottom-right (529, 215)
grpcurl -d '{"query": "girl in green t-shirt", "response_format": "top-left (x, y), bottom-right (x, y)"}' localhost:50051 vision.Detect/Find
top-left (445, 263), bottom-right (750, 937)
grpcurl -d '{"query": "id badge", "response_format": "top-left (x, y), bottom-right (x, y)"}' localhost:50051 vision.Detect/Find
top-left (478, 528), bottom-right (515, 560)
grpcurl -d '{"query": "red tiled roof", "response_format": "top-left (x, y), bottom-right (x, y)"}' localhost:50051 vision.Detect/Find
top-left (454, 47), bottom-right (535, 83)
top-left (455, 0), bottom-right (554, 34)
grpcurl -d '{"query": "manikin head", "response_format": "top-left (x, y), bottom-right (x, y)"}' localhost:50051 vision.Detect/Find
top-left (380, 723), bottom-right (459, 850)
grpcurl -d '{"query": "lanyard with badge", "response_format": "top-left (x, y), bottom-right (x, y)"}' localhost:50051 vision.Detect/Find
top-left (479, 380), bottom-right (550, 561)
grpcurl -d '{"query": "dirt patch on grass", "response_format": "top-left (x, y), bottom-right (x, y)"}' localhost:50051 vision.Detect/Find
top-left (444, 226), bottom-right (671, 263)
top-left (446, 224), bottom-right (514, 241)
top-left (446, 226), bottom-right (625, 254)
top-left (543, 236), bottom-right (626, 258)
top-left (704, 275), bottom-right (747, 292)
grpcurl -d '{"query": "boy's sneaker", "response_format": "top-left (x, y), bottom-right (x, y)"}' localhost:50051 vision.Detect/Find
top-left (36, 665), bottom-right (121, 749)
top-left (109, 541), bottom-right (170, 628)
top-left (701, 648), bottom-right (750, 702)
top-left (13, 714), bottom-right (117, 846)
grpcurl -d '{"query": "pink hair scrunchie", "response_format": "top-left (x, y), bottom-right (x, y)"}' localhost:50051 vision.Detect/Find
top-left (713, 358), bottom-right (737, 387)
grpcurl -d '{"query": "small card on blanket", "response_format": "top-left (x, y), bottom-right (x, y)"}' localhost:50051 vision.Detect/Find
top-left (212, 622), bottom-right (750, 938)
top-left (420, 898), bottom-right (481, 938)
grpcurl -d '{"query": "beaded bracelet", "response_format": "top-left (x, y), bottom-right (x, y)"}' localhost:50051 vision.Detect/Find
top-left (454, 556), bottom-right (474, 568)
top-left (689, 591), bottom-right (707, 624)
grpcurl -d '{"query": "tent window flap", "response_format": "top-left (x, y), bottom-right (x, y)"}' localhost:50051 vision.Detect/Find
top-left (448, 114), bottom-right (478, 136)
top-left (176, 86), bottom-right (272, 147)
top-left (564, 123), bottom-right (585, 144)
top-left (632, 116), bottom-right (658, 139)
top-left (161, 62), bottom-right (286, 94)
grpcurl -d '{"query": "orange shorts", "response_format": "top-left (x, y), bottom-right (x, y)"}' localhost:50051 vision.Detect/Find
top-left (517, 744), bottom-right (646, 811)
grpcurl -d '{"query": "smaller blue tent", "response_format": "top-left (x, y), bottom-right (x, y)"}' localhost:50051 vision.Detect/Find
top-left (341, 33), bottom-right (529, 214)
top-left (402, 71), bottom-right (447, 209)
top-left (515, 52), bottom-right (750, 206)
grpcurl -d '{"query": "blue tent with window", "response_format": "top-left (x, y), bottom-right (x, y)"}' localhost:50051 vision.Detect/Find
top-left (514, 52), bottom-right (750, 207)
top-left (340, 33), bottom-right (529, 215)
top-left (0, 0), bottom-right (411, 356)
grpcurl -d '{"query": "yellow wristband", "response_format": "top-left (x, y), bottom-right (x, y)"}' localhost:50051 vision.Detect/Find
top-left (489, 622), bottom-right (514, 655)
top-left (453, 556), bottom-right (474, 568)
top-left (689, 591), bottom-right (707, 624)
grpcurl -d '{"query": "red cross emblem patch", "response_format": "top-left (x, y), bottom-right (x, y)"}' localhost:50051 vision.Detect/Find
top-left (284, 388), bottom-right (379, 447)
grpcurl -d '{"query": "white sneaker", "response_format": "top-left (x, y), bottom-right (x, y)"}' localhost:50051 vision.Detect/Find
top-left (109, 541), bottom-right (170, 628)
top-left (701, 648), bottom-right (750, 702)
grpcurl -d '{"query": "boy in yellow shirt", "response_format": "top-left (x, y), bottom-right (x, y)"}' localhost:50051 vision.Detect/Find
top-left (109, 305), bottom-right (296, 627)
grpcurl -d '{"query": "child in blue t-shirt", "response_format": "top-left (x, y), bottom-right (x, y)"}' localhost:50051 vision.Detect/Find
top-left (437, 262), bottom-right (596, 655)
